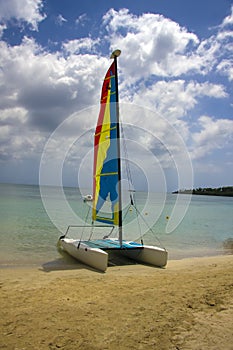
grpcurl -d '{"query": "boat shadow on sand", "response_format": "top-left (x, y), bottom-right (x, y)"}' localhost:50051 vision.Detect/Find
top-left (41, 249), bottom-right (141, 273)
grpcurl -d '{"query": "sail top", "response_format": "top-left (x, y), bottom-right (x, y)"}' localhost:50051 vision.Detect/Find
top-left (110, 49), bottom-right (121, 59)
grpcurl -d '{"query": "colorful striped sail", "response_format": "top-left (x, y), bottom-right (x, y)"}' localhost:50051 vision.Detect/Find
top-left (92, 61), bottom-right (119, 225)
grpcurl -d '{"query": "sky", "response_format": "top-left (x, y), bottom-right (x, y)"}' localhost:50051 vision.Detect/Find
top-left (0, 0), bottom-right (233, 192)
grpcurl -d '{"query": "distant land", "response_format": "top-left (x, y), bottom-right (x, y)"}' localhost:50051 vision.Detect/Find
top-left (172, 186), bottom-right (233, 197)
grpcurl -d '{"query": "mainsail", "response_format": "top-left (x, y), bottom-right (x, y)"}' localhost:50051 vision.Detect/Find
top-left (92, 60), bottom-right (121, 226)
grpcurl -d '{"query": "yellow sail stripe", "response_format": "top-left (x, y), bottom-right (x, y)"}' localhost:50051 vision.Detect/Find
top-left (94, 86), bottom-right (111, 215)
top-left (113, 202), bottom-right (119, 225)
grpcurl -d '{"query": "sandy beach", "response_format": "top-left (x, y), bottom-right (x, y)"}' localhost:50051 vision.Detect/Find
top-left (1, 255), bottom-right (233, 350)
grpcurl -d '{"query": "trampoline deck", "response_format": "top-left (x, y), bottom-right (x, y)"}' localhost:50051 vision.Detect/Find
top-left (82, 239), bottom-right (144, 251)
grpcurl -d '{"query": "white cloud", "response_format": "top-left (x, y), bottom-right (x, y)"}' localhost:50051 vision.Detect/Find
top-left (217, 59), bottom-right (233, 81)
top-left (214, 22), bottom-right (233, 82)
top-left (0, 36), bottom-right (105, 112)
top-left (125, 80), bottom-right (227, 123)
top-left (102, 8), bottom-right (233, 86)
top-left (0, 107), bottom-right (27, 126)
top-left (102, 8), bottom-right (206, 80)
top-left (0, 107), bottom-right (44, 161)
top-left (0, 0), bottom-right (45, 30)
top-left (216, 30), bottom-right (233, 41)
top-left (0, 23), bottom-right (6, 38)
top-left (0, 36), bottom-right (109, 163)
top-left (55, 14), bottom-right (67, 26)
top-left (0, 6), bottom-right (233, 187)
top-left (63, 37), bottom-right (100, 54)
top-left (220, 5), bottom-right (233, 28)
top-left (75, 13), bottom-right (88, 26)
top-left (191, 116), bottom-right (233, 159)
top-left (207, 7), bottom-right (233, 83)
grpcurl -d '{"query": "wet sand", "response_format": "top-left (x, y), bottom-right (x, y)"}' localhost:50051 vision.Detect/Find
top-left (1, 255), bottom-right (233, 350)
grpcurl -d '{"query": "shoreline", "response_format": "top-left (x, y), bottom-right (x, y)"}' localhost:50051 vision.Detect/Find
top-left (0, 246), bottom-right (231, 270)
top-left (1, 255), bottom-right (232, 349)
top-left (0, 253), bottom-right (232, 273)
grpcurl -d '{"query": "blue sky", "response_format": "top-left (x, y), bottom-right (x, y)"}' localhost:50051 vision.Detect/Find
top-left (0, 0), bottom-right (232, 191)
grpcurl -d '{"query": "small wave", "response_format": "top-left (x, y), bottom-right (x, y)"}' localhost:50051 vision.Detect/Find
top-left (223, 238), bottom-right (233, 254)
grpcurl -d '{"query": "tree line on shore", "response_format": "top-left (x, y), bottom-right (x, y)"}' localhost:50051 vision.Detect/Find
top-left (172, 186), bottom-right (233, 197)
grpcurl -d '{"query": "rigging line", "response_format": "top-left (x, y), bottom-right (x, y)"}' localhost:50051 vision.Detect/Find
top-left (134, 206), bottom-right (167, 250)
top-left (78, 204), bottom-right (91, 245)
top-left (122, 202), bottom-right (132, 221)
top-left (122, 201), bottom-right (144, 246)
top-left (121, 126), bottom-right (163, 248)
top-left (135, 200), bottom-right (143, 244)
top-left (121, 122), bottom-right (144, 243)
top-left (121, 123), bottom-right (134, 193)
top-left (88, 222), bottom-right (95, 241)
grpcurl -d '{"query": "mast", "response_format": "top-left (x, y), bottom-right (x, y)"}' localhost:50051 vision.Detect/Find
top-left (110, 49), bottom-right (122, 246)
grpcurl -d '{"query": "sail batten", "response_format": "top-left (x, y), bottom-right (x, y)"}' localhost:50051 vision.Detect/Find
top-left (96, 172), bottom-right (118, 177)
top-left (95, 125), bottom-right (117, 137)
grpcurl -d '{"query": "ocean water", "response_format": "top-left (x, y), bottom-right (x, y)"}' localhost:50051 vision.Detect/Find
top-left (0, 183), bottom-right (232, 267)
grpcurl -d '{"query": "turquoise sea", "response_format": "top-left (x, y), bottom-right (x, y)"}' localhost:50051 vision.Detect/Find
top-left (0, 183), bottom-right (232, 268)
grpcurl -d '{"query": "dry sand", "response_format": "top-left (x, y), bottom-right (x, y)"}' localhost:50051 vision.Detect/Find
top-left (1, 255), bottom-right (233, 350)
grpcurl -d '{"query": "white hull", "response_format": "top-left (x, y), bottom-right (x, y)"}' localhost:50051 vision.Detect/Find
top-left (59, 237), bottom-right (167, 271)
top-left (121, 245), bottom-right (168, 268)
top-left (59, 238), bottom-right (108, 272)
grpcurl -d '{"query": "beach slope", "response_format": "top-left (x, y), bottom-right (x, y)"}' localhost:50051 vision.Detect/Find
top-left (1, 255), bottom-right (233, 350)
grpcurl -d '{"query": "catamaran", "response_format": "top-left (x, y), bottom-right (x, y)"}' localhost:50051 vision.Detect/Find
top-left (58, 50), bottom-right (168, 271)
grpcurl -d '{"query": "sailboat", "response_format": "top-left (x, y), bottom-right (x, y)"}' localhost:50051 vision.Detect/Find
top-left (58, 50), bottom-right (168, 271)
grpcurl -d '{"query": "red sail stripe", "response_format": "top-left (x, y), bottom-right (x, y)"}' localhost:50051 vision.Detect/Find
top-left (93, 62), bottom-right (115, 203)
